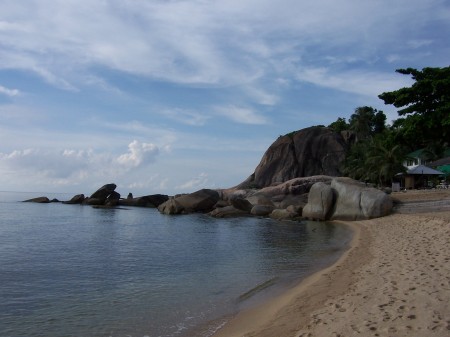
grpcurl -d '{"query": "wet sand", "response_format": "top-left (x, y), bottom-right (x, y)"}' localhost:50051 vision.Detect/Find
top-left (213, 190), bottom-right (450, 337)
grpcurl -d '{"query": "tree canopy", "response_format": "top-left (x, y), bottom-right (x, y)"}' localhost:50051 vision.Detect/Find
top-left (378, 66), bottom-right (450, 147)
top-left (327, 66), bottom-right (450, 187)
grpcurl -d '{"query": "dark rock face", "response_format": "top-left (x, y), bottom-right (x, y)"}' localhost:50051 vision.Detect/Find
top-left (89, 184), bottom-right (117, 202)
top-left (209, 206), bottom-right (249, 218)
top-left (63, 194), bottom-right (85, 204)
top-left (250, 205), bottom-right (275, 216)
top-left (238, 126), bottom-right (348, 189)
top-left (177, 189), bottom-right (220, 213)
top-left (230, 197), bottom-right (253, 213)
top-left (105, 191), bottom-right (121, 207)
top-left (158, 189), bottom-right (220, 214)
top-left (23, 196), bottom-right (50, 203)
top-left (84, 184), bottom-right (117, 205)
top-left (119, 194), bottom-right (169, 207)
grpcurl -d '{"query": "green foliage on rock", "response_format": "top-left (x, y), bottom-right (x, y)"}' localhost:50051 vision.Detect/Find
top-left (328, 117), bottom-right (349, 133)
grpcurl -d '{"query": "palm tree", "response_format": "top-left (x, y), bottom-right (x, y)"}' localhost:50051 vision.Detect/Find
top-left (365, 139), bottom-right (407, 186)
top-left (342, 141), bottom-right (371, 181)
top-left (349, 106), bottom-right (375, 142)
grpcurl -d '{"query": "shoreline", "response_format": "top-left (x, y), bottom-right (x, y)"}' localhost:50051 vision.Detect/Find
top-left (212, 221), bottom-right (366, 337)
top-left (188, 221), bottom-right (355, 337)
top-left (213, 190), bottom-right (450, 337)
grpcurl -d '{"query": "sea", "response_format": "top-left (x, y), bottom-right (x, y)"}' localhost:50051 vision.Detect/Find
top-left (0, 191), bottom-right (353, 337)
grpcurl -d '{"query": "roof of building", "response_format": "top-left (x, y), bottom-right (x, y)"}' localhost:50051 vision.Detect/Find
top-left (437, 164), bottom-right (450, 176)
top-left (407, 148), bottom-right (450, 160)
top-left (429, 156), bottom-right (450, 167)
top-left (406, 164), bottom-right (444, 175)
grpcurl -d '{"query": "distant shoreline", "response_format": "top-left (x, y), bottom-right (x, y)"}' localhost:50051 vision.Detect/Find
top-left (212, 189), bottom-right (450, 337)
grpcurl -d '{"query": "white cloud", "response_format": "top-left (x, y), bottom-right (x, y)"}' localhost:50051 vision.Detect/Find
top-left (161, 108), bottom-right (210, 126)
top-left (116, 140), bottom-right (159, 168)
top-left (244, 86), bottom-right (279, 106)
top-left (176, 172), bottom-right (210, 191)
top-left (0, 85), bottom-right (19, 96)
top-left (407, 39), bottom-right (433, 49)
top-left (1, 0), bottom-right (445, 92)
top-left (214, 105), bottom-right (268, 125)
top-left (0, 0), bottom-right (448, 195)
top-left (0, 140), bottom-right (160, 190)
top-left (295, 67), bottom-right (414, 98)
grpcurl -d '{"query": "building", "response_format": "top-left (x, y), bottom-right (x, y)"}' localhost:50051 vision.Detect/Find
top-left (398, 149), bottom-right (449, 189)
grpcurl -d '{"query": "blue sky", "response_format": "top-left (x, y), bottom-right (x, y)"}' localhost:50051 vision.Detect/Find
top-left (0, 0), bottom-right (449, 196)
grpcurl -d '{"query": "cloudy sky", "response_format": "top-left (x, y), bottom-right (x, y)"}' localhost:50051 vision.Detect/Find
top-left (0, 0), bottom-right (449, 196)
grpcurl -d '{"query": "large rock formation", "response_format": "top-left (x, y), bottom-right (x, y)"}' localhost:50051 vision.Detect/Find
top-left (330, 178), bottom-right (393, 220)
top-left (303, 178), bottom-right (393, 221)
top-left (158, 189), bottom-right (220, 215)
top-left (85, 183), bottom-right (118, 205)
top-left (237, 126), bottom-right (348, 189)
top-left (302, 182), bottom-right (335, 220)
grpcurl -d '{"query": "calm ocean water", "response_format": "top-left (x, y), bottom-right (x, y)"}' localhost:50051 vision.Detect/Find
top-left (0, 191), bottom-right (352, 337)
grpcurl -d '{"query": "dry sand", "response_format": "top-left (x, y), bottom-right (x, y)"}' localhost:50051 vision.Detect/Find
top-left (213, 190), bottom-right (450, 337)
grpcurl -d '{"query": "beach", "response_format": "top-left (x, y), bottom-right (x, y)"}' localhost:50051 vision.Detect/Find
top-left (213, 189), bottom-right (450, 337)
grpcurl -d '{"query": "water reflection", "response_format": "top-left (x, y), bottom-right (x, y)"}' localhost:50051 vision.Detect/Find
top-left (0, 201), bottom-right (352, 337)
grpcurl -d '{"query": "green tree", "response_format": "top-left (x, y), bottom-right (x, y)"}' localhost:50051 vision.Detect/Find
top-left (365, 136), bottom-right (408, 186)
top-left (421, 142), bottom-right (447, 162)
top-left (342, 140), bottom-right (370, 181)
top-left (348, 106), bottom-right (387, 141)
top-left (378, 66), bottom-right (450, 146)
top-left (328, 117), bottom-right (349, 133)
top-left (372, 110), bottom-right (387, 134)
top-left (349, 106), bottom-right (374, 141)
top-left (342, 129), bottom-right (408, 186)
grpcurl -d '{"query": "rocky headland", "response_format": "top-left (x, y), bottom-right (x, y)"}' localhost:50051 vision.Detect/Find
top-left (157, 126), bottom-right (392, 221)
top-left (24, 126), bottom-right (394, 221)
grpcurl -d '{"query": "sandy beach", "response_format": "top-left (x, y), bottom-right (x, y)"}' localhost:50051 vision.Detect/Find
top-left (213, 189), bottom-right (450, 337)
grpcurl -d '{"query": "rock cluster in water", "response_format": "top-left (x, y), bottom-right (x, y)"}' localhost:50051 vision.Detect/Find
top-left (157, 176), bottom-right (393, 220)
top-left (24, 183), bottom-right (169, 208)
top-left (23, 126), bottom-right (393, 220)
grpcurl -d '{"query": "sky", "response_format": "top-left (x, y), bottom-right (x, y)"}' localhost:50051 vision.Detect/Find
top-left (0, 0), bottom-right (449, 196)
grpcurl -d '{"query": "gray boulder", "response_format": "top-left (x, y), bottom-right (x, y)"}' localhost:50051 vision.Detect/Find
top-left (209, 206), bottom-right (249, 218)
top-left (120, 194), bottom-right (169, 207)
top-left (230, 197), bottom-right (253, 213)
top-left (177, 189), bottom-right (220, 213)
top-left (85, 183), bottom-right (117, 205)
top-left (90, 183), bottom-right (116, 198)
top-left (331, 178), bottom-right (393, 220)
top-left (269, 208), bottom-right (299, 220)
top-left (286, 204), bottom-right (303, 215)
top-left (250, 205), bottom-right (275, 216)
top-left (246, 194), bottom-right (274, 207)
top-left (303, 182), bottom-right (335, 220)
top-left (158, 198), bottom-right (184, 215)
top-left (277, 193), bottom-right (309, 209)
top-left (63, 194), bottom-right (85, 204)
top-left (158, 189), bottom-right (220, 215)
top-left (254, 176), bottom-right (333, 199)
top-left (85, 198), bottom-right (106, 206)
top-left (23, 196), bottom-right (50, 203)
